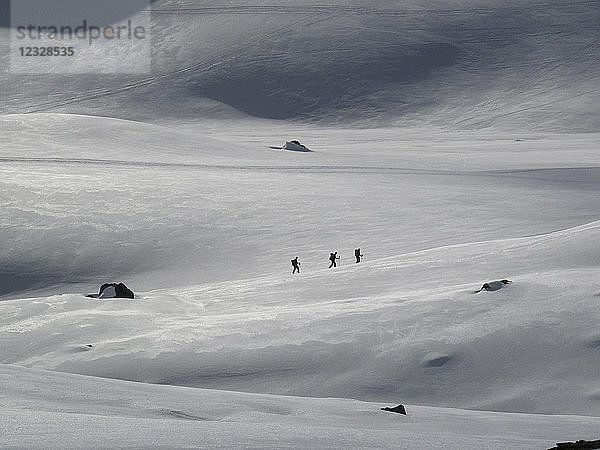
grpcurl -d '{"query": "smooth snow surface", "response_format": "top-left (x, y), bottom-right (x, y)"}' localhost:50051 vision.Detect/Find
top-left (3, 364), bottom-right (600, 449)
top-left (2, 0), bottom-right (599, 129)
top-left (1, 0), bottom-right (600, 447)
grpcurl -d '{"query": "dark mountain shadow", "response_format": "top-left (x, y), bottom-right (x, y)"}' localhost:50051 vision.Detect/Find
top-left (196, 43), bottom-right (461, 120)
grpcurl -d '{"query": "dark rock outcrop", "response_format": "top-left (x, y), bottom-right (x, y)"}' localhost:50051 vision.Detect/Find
top-left (86, 282), bottom-right (135, 299)
top-left (381, 404), bottom-right (407, 415)
top-left (475, 279), bottom-right (512, 293)
top-left (548, 440), bottom-right (600, 450)
top-left (283, 140), bottom-right (311, 152)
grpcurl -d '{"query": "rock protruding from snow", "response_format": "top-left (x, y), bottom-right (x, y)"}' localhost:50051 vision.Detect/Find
top-left (548, 440), bottom-right (600, 450)
top-left (381, 405), bottom-right (407, 415)
top-left (283, 140), bottom-right (311, 152)
top-left (475, 279), bottom-right (512, 293)
top-left (99, 285), bottom-right (116, 298)
top-left (87, 283), bottom-right (135, 299)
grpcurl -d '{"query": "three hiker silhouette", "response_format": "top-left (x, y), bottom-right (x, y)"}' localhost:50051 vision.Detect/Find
top-left (291, 249), bottom-right (363, 274)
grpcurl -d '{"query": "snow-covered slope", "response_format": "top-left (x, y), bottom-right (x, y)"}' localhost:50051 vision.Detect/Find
top-left (4, 364), bottom-right (600, 449)
top-left (2, 220), bottom-right (600, 416)
top-left (1, 0), bottom-right (599, 129)
top-left (1, 113), bottom-right (600, 418)
top-left (2, 0), bottom-right (600, 447)
top-left (2, 114), bottom-right (599, 296)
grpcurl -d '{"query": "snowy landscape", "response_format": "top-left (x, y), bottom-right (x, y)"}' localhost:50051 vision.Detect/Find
top-left (1, 1), bottom-right (600, 448)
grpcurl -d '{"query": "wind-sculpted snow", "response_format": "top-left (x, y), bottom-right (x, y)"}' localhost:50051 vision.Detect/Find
top-left (3, 366), bottom-right (600, 449)
top-left (2, 220), bottom-right (600, 415)
top-left (2, 1), bottom-right (600, 446)
top-left (1, 114), bottom-right (599, 420)
top-left (1, 114), bottom-right (600, 297)
top-left (1, 0), bottom-right (599, 129)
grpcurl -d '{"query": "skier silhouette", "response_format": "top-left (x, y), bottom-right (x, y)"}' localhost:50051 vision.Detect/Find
top-left (291, 257), bottom-right (301, 274)
top-left (328, 252), bottom-right (339, 268)
top-left (354, 248), bottom-right (363, 263)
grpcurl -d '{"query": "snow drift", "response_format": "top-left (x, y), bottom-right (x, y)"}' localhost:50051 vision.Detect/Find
top-left (2, 219), bottom-right (600, 415)
top-left (4, 364), bottom-right (600, 449)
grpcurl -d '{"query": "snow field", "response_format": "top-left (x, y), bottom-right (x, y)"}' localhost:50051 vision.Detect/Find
top-left (1, 0), bottom-right (600, 446)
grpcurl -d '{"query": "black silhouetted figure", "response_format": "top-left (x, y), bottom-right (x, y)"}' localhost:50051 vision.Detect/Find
top-left (329, 252), bottom-right (339, 268)
top-left (291, 257), bottom-right (300, 274)
top-left (354, 248), bottom-right (363, 263)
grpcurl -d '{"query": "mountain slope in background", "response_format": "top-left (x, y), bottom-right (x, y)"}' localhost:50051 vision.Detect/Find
top-left (1, 0), bottom-right (599, 129)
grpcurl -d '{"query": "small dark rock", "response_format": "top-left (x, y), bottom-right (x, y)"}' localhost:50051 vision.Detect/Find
top-left (101, 283), bottom-right (134, 299)
top-left (381, 404), bottom-right (407, 415)
top-left (549, 440), bottom-right (600, 449)
top-left (86, 283), bottom-right (135, 299)
top-left (475, 279), bottom-right (512, 293)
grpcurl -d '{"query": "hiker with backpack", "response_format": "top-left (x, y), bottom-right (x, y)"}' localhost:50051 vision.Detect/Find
top-left (354, 248), bottom-right (363, 263)
top-left (329, 252), bottom-right (340, 268)
top-left (291, 257), bottom-right (301, 274)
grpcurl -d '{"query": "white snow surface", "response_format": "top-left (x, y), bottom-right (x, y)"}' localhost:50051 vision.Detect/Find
top-left (1, 0), bottom-right (600, 447)
top-left (1, 0), bottom-right (599, 130)
top-left (2, 365), bottom-right (600, 450)
top-left (2, 115), bottom-right (599, 448)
